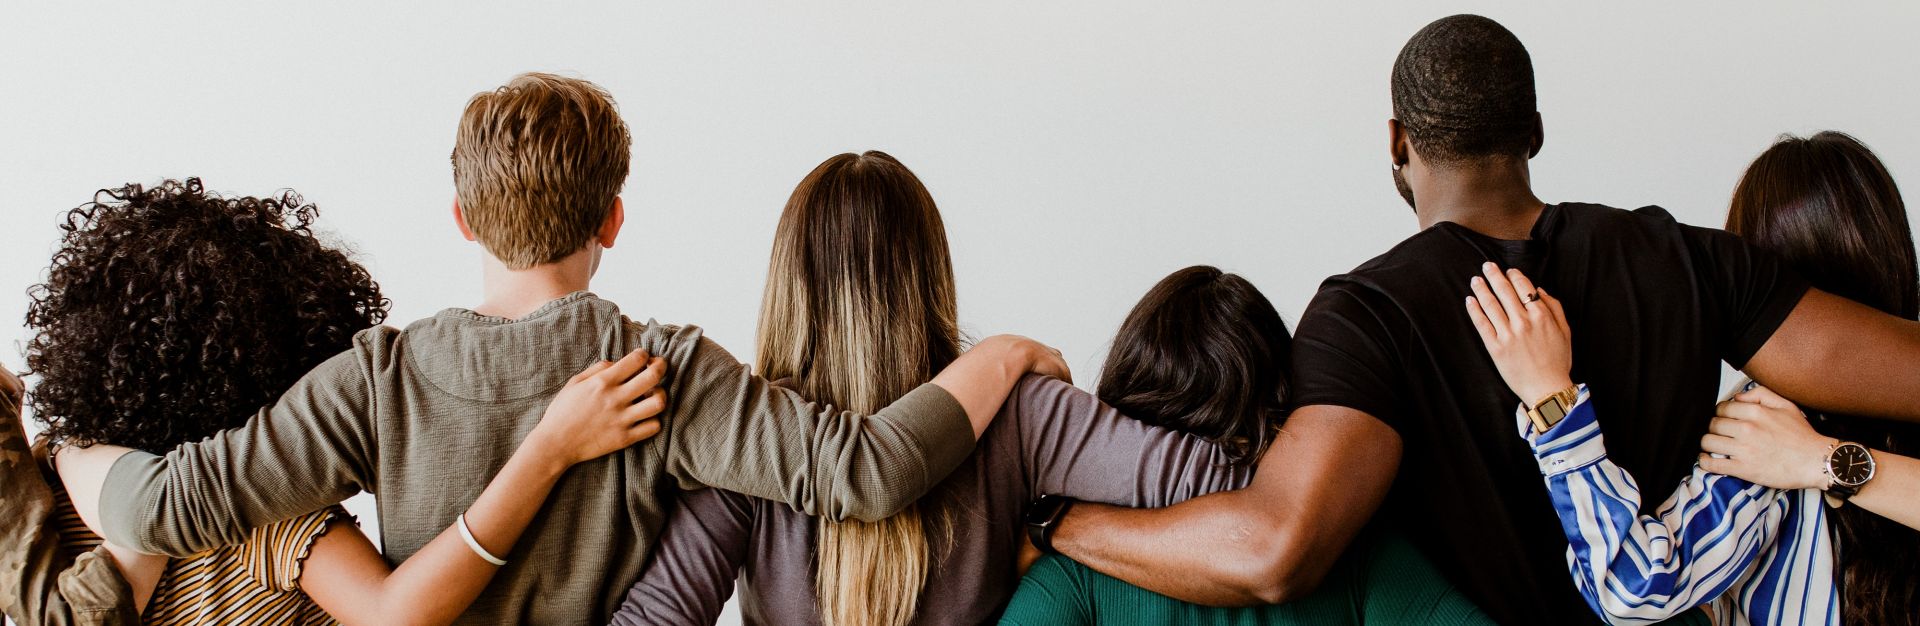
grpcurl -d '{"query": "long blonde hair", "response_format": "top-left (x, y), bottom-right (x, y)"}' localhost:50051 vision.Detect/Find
top-left (756, 151), bottom-right (962, 626)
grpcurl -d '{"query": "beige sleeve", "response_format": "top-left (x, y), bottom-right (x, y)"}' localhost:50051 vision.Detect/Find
top-left (659, 334), bottom-right (975, 522)
top-left (97, 348), bottom-right (378, 557)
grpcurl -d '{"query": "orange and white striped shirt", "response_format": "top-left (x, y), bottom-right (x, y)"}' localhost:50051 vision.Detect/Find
top-left (49, 475), bottom-right (344, 625)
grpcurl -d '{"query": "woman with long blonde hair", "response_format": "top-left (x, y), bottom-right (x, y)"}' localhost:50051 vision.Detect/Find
top-left (610, 151), bottom-right (1482, 626)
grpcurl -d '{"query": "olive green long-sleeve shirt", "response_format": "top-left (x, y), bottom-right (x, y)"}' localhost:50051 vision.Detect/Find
top-left (96, 292), bottom-right (973, 624)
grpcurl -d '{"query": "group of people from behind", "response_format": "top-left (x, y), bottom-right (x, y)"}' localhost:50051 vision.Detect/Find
top-left (4, 13), bottom-right (1920, 626)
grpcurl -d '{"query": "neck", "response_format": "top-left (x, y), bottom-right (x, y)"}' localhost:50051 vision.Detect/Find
top-left (1414, 158), bottom-right (1547, 240)
top-left (473, 247), bottom-right (596, 319)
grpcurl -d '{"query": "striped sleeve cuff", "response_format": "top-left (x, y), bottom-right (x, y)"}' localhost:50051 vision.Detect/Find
top-left (1514, 385), bottom-right (1606, 477)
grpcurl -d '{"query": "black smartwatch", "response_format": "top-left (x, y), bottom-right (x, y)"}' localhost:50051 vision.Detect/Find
top-left (1025, 494), bottom-right (1077, 555)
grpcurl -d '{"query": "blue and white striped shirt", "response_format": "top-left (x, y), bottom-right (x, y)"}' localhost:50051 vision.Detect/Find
top-left (1519, 385), bottom-right (1838, 626)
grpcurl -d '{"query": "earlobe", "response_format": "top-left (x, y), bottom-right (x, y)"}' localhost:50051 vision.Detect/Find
top-left (452, 199), bottom-right (477, 242)
top-left (598, 198), bottom-right (625, 248)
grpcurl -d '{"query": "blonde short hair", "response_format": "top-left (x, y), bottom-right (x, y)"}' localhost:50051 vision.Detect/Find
top-left (451, 72), bottom-right (631, 269)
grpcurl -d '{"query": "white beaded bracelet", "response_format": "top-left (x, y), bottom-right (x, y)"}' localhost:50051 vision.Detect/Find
top-left (456, 513), bottom-right (508, 566)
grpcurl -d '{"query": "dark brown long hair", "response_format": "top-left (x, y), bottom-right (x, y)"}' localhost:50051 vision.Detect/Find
top-left (1097, 266), bottom-right (1292, 466)
top-left (1728, 131), bottom-right (1920, 626)
top-left (755, 151), bottom-right (960, 626)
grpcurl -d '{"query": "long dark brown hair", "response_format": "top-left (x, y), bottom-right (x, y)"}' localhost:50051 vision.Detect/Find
top-left (1728, 130), bottom-right (1920, 626)
top-left (755, 151), bottom-right (960, 626)
top-left (1097, 266), bottom-right (1292, 466)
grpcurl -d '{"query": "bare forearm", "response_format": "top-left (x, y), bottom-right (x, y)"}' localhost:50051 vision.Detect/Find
top-left (306, 443), bottom-right (568, 626)
top-left (930, 336), bottom-right (1061, 437)
top-left (1052, 493), bottom-right (1308, 606)
top-left (1748, 289), bottom-right (1920, 421)
top-left (1853, 450), bottom-right (1920, 531)
top-left (1048, 406), bottom-right (1399, 607)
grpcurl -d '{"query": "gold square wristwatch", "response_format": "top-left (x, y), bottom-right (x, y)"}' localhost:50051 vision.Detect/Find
top-left (1526, 385), bottom-right (1580, 434)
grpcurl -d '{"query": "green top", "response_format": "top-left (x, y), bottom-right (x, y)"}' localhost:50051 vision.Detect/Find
top-left (1001, 532), bottom-right (1715, 626)
top-left (92, 292), bottom-right (975, 625)
top-left (1000, 533), bottom-right (1492, 626)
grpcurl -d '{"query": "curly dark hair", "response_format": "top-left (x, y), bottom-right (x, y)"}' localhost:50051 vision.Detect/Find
top-left (25, 178), bottom-right (389, 452)
top-left (1391, 14), bottom-right (1538, 165)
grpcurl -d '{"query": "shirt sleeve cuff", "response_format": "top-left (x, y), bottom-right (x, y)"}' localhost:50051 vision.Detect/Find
top-left (885, 383), bottom-right (976, 490)
top-left (99, 449), bottom-right (166, 551)
top-left (1516, 385), bottom-right (1608, 476)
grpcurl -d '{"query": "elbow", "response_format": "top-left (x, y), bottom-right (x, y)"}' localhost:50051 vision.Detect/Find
top-left (1221, 526), bottom-right (1334, 605)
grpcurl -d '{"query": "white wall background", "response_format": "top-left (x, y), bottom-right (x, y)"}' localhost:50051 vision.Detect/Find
top-left (2, 2), bottom-right (1916, 624)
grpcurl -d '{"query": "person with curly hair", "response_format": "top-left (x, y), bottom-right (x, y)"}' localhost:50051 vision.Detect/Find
top-left (1, 178), bottom-right (672, 626)
top-left (52, 74), bottom-right (1068, 625)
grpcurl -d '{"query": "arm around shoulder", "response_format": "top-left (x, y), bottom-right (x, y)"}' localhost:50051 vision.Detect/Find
top-left (84, 346), bottom-right (380, 556)
top-left (661, 332), bottom-right (1067, 522)
top-left (1050, 405), bottom-right (1401, 606)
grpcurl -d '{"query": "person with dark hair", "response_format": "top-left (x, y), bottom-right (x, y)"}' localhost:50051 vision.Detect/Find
top-left (1032, 14), bottom-right (1920, 625)
top-left (1467, 265), bottom-right (1835, 625)
top-left (51, 76), bottom-right (1070, 625)
top-left (612, 155), bottom-right (1320, 626)
top-left (0, 178), bottom-right (672, 625)
top-left (1699, 132), bottom-right (1920, 626)
top-left (997, 266), bottom-right (1490, 625)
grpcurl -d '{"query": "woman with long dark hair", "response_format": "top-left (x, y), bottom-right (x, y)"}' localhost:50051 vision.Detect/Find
top-left (1463, 132), bottom-right (1920, 626)
top-left (1705, 132), bottom-right (1920, 626)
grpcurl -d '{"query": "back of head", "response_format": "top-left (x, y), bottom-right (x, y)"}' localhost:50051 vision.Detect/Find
top-left (1729, 131), bottom-right (1917, 318)
top-left (451, 72), bottom-right (631, 269)
top-left (1097, 266), bottom-right (1293, 466)
top-left (1392, 14), bottom-right (1537, 166)
top-left (754, 150), bottom-right (960, 626)
top-left (26, 178), bottom-right (389, 452)
top-left (1727, 131), bottom-right (1920, 626)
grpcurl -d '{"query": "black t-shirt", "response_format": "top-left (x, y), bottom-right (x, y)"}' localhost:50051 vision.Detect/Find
top-left (1291, 203), bottom-right (1808, 625)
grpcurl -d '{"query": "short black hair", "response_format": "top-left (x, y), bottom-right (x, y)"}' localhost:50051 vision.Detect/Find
top-left (26, 178), bottom-right (389, 452)
top-left (1391, 14), bottom-right (1537, 165)
top-left (1097, 266), bottom-right (1292, 466)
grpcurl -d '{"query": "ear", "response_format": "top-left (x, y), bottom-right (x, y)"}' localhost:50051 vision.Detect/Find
top-left (596, 197), bottom-right (625, 249)
top-left (1527, 112), bottom-right (1545, 159)
top-left (1388, 119), bottom-right (1411, 168)
top-left (452, 199), bottom-right (477, 242)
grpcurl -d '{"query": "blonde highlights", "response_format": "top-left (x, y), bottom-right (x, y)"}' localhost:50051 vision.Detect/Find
top-left (755, 151), bottom-right (961, 626)
top-left (451, 72), bottom-right (631, 269)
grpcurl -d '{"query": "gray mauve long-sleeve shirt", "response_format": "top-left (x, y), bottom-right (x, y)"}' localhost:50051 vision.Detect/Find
top-left (612, 375), bottom-right (1254, 626)
top-left (95, 292), bottom-right (975, 625)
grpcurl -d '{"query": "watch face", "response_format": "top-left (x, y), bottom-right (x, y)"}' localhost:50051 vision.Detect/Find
top-left (1830, 443), bottom-right (1876, 486)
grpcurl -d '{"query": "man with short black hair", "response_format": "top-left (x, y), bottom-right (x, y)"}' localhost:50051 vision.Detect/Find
top-left (1041, 14), bottom-right (1920, 624)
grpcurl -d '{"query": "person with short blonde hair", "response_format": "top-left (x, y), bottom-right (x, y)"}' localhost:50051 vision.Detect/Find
top-left (452, 72), bottom-right (633, 270)
top-left (52, 74), bottom-right (1068, 625)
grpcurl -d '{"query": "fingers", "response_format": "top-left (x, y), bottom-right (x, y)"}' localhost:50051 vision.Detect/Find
top-left (1466, 296), bottom-right (1498, 344)
top-left (1700, 433), bottom-right (1741, 456)
top-left (1733, 385), bottom-right (1796, 411)
top-left (1706, 415), bottom-right (1748, 438)
top-left (1505, 268), bottom-right (1542, 317)
top-left (1697, 452), bottom-right (1741, 476)
top-left (627, 387), bottom-right (668, 422)
top-left (1541, 289), bottom-right (1570, 337)
top-left (626, 415), bottom-right (663, 443)
top-left (594, 349), bottom-right (651, 384)
top-left (618, 357), bottom-right (668, 399)
top-left (1469, 275), bottom-right (1511, 332)
top-left (1714, 400), bottom-right (1780, 422)
top-left (1481, 263), bottom-right (1527, 328)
